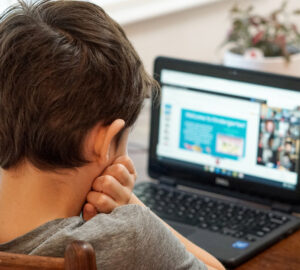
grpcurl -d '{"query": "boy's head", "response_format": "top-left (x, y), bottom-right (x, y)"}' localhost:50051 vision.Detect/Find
top-left (0, 0), bottom-right (157, 171)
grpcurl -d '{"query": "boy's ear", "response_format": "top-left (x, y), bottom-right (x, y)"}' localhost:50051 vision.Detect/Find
top-left (94, 119), bottom-right (125, 164)
top-left (114, 128), bottom-right (130, 157)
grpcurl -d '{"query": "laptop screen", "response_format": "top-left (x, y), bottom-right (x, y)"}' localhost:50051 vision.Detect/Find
top-left (156, 69), bottom-right (300, 191)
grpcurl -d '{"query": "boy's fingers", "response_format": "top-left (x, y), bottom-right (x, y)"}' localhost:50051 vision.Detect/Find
top-left (113, 155), bottom-right (137, 177)
top-left (104, 164), bottom-right (133, 187)
top-left (92, 175), bottom-right (131, 204)
top-left (82, 203), bottom-right (98, 221)
top-left (87, 191), bottom-right (118, 214)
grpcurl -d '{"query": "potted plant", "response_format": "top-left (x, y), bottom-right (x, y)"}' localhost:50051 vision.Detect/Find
top-left (222, 1), bottom-right (300, 76)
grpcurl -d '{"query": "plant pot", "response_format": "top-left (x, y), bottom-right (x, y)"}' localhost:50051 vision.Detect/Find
top-left (223, 50), bottom-right (300, 77)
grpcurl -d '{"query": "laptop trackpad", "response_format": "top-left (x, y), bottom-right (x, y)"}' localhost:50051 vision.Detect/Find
top-left (166, 220), bottom-right (196, 236)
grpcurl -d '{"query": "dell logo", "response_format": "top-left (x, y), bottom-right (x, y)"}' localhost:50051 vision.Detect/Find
top-left (215, 177), bottom-right (230, 187)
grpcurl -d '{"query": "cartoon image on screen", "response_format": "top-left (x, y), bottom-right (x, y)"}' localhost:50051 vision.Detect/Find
top-left (179, 109), bottom-right (247, 160)
top-left (216, 134), bottom-right (244, 157)
top-left (257, 104), bottom-right (300, 172)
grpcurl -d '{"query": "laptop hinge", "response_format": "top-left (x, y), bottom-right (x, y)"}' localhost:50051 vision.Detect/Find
top-left (159, 177), bottom-right (177, 188)
top-left (271, 202), bottom-right (292, 213)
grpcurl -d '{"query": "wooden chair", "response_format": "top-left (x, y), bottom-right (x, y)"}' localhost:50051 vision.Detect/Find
top-left (0, 240), bottom-right (97, 270)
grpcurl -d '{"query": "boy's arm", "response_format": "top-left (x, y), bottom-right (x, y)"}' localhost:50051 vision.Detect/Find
top-left (128, 193), bottom-right (225, 270)
top-left (83, 155), bottom-right (225, 270)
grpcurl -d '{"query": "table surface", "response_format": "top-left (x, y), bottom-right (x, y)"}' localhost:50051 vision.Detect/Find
top-left (128, 102), bottom-right (300, 270)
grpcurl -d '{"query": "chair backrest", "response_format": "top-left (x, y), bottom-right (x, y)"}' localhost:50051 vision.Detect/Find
top-left (0, 240), bottom-right (97, 270)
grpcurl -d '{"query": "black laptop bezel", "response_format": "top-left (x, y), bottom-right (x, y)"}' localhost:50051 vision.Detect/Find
top-left (149, 56), bottom-right (300, 204)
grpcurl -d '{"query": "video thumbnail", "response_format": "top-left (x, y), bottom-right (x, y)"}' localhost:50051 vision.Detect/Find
top-left (257, 104), bottom-right (300, 172)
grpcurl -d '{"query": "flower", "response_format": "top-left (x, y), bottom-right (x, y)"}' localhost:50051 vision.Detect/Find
top-left (222, 0), bottom-right (300, 61)
top-left (252, 31), bottom-right (264, 45)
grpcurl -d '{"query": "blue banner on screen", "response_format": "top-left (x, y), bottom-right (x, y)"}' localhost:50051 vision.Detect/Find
top-left (180, 109), bottom-right (247, 160)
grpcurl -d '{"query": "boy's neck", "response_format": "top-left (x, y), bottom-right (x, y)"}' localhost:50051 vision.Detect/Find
top-left (0, 161), bottom-right (99, 243)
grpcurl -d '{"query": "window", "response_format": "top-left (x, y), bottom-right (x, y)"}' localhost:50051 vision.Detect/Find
top-left (0, 0), bottom-right (15, 13)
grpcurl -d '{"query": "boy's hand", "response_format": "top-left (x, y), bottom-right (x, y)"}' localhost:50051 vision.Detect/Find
top-left (83, 155), bottom-right (137, 221)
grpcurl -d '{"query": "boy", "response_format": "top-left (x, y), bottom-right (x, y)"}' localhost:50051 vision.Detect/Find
top-left (0, 1), bottom-right (224, 269)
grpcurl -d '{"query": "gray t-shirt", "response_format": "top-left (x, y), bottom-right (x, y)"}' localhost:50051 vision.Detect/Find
top-left (0, 204), bottom-right (207, 270)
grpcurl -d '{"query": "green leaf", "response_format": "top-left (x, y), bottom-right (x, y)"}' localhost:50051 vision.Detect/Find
top-left (246, 5), bottom-right (254, 13)
top-left (233, 19), bottom-right (243, 29)
top-left (294, 9), bottom-right (300, 15)
top-left (230, 4), bottom-right (240, 13)
top-left (280, 0), bottom-right (288, 11)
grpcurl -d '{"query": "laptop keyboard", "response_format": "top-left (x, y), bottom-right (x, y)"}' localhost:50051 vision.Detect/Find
top-left (134, 183), bottom-right (290, 242)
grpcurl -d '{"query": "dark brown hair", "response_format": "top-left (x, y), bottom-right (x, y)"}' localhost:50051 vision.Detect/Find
top-left (0, 0), bottom-right (158, 170)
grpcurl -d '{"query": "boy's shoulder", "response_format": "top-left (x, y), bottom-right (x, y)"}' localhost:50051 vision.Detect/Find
top-left (0, 204), bottom-right (147, 253)
top-left (0, 205), bottom-right (151, 268)
top-left (0, 204), bottom-right (207, 270)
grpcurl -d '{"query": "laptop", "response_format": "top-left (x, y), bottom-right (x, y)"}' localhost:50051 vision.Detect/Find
top-left (134, 56), bottom-right (300, 268)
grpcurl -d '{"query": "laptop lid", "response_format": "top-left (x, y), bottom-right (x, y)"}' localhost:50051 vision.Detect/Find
top-left (149, 57), bottom-right (300, 206)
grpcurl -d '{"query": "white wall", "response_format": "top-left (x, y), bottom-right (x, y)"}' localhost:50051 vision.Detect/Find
top-left (122, 0), bottom-right (300, 73)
